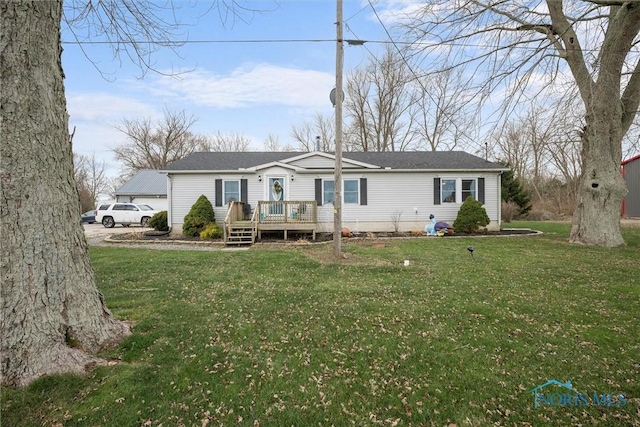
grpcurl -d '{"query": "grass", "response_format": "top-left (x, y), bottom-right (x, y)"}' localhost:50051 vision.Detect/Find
top-left (2, 221), bottom-right (639, 426)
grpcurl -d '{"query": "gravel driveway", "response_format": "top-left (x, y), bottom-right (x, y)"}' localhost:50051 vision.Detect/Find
top-left (82, 223), bottom-right (242, 251)
top-left (83, 223), bottom-right (154, 246)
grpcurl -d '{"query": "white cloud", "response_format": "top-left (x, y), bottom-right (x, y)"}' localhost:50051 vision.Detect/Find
top-left (67, 93), bottom-right (159, 122)
top-left (66, 93), bottom-right (159, 178)
top-left (151, 63), bottom-right (334, 109)
top-left (370, 0), bottom-right (428, 26)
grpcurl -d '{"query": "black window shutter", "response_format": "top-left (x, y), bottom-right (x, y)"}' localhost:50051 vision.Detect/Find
top-left (434, 178), bottom-right (441, 205)
top-left (478, 178), bottom-right (485, 204)
top-left (360, 178), bottom-right (368, 205)
top-left (215, 179), bottom-right (223, 206)
top-left (315, 179), bottom-right (323, 206)
top-left (240, 179), bottom-right (248, 203)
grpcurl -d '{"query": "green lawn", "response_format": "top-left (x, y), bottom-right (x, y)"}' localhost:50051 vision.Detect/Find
top-left (2, 222), bottom-right (639, 426)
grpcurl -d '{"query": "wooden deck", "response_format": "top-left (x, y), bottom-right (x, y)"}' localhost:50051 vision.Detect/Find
top-left (223, 200), bottom-right (317, 244)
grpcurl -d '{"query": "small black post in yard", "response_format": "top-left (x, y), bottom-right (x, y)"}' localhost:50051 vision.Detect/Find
top-left (467, 246), bottom-right (474, 259)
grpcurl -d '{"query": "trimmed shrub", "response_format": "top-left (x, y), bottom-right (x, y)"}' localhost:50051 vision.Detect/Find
top-left (453, 196), bottom-right (490, 233)
top-left (183, 195), bottom-right (215, 237)
top-left (200, 223), bottom-right (223, 240)
top-left (149, 211), bottom-right (169, 231)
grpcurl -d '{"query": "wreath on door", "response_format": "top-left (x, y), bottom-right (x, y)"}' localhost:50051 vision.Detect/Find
top-left (272, 180), bottom-right (283, 201)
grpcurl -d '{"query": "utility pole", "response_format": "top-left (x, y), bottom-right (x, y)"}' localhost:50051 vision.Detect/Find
top-left (333, 0), bottom-right (343, 258)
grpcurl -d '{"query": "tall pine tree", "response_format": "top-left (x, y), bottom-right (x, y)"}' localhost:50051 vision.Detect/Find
top-left (500, 162), bottom-right (531, 216)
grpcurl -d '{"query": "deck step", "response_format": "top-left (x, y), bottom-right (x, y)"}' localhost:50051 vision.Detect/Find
top-left (226, 224), bottom-right (256, 245)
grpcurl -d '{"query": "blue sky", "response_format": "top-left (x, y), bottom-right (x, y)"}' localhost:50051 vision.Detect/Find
top-left (61, 0), bottom-right (410, 178)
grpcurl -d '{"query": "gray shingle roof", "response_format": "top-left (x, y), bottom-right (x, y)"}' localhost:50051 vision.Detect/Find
top-left (115, 170), bottom-right (167, 196)
top-left (162, 151), bottom-right (506, 171)
top-left (343, 151), bottom-right (504, 170)
top-left (163, 152), bottom-right (289, 171)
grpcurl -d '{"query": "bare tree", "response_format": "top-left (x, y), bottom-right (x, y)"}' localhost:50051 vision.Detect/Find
top-left (74, 152), bottom-right (109, 212)
top-left (207, 131), bottom-right (252, 152)
top-left (344, 67), bottom-right (373, 151)
top-left (1, 0), bottom-right (245, 386)
top-left (344, 47), bottom-right (416, 152)
top-left (411, 66), bottom-right (476, 152)
top-left (543, 98), bottom-right (583, 206)
top-left (492, 121), bottom-right (531, 181)
top-left (401, 1), bottom-right (640, 246)
top-left (113, 109), bottom-right (208, 177)
top-left (74, 153), bottom-right (93, 212)
top-left (623, 119), bottom-right (640, 160)
top-left (493, 99), bottom-right (582, 208)
top-left (521, 106), bottom-right (553, 200)
top-left (105, 175), bottom-right (127, 201)
top-left (263, 134), bottom-right (295, 152)
top-left (291, 113), bottom-right (335, 152)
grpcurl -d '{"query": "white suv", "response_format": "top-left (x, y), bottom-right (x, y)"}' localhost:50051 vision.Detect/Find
top-left (95, 203), bottom-right (160, 228)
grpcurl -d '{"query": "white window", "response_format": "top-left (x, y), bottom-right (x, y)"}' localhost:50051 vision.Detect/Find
top-left (462, 179), bottom-right (477, 202)
top-left (323, 179), bottom-right (359, 204)
top-left (224, 180), bottom-right (240, 204)
top-left (323, 180), bottom-right (334, 205)
top-left (442, 179), bottom-right (456, 203)
top-left (343, 179), bottom-right (359, 204)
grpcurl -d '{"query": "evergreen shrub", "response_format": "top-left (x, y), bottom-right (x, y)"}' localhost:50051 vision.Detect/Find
top-left (453, 196), bottom-right (490, 233)
top-left (149, 211), bottom-right (169, 231)
top-left (183, 195), bottom-right (215, 237)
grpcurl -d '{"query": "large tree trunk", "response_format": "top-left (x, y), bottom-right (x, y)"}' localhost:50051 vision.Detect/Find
top-left (1, 1), bottom-right (130, 386)
top-left (569, 91), bottom-right (627, 247)
top-left (546, 1), bottom-right (639, 247)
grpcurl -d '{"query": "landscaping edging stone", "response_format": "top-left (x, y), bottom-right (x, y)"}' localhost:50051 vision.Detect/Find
top-left (99, 228), bottom-right (543, 248)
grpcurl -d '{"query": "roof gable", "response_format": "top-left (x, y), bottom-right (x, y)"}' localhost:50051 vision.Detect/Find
top-left (273, 152), bottom-right (380, 169)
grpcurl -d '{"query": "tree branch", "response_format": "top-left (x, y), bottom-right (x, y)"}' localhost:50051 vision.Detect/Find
top-left (546, 0), bottom-right (594, 103)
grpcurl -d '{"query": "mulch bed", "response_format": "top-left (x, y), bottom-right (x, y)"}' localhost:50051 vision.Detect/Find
top-left (107, 228), bottom-right (539, 244)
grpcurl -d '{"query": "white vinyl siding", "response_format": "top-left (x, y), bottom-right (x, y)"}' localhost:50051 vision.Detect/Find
top-left (170, 174), bottom-right (217, 225)
top-left (168, 169), bottom-right (502, 231)
top-left (289, 156), bottom-right (338, 169)
top-left (289, 155), bottom-right (363, 169)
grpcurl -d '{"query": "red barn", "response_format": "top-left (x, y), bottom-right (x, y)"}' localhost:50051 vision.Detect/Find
top-left (622, 154), bottom-right (640, 217)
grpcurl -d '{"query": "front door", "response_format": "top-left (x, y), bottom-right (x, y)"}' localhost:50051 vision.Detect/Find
top-left (268, 177), bottom-right (285, 215)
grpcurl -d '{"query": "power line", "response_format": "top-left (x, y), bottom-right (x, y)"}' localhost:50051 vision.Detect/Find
top-left (62, 38), bottom-right (336, 45)
top-left (60, 37), bottom-right (620, 53)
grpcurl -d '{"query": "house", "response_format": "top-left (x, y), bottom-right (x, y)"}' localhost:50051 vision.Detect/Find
top-left (622, 154), bottom-right (640, 217)
top-left (115, 169), bottom-right (168, 212)
top-left (161, 151), bottom-right (508, 242)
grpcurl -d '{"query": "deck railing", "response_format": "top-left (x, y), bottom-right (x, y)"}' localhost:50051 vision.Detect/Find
top-left (225, 200), bottom-right (245, 223)
top-left (223, 200), bottom-right (247, 241)
top-left (224, 200), bottom-right (317, 241)
top-left (256, 200), bottom-right (317, 224)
